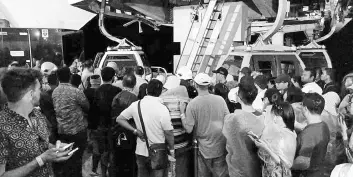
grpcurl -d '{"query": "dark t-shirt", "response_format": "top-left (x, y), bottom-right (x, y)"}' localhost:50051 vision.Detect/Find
top-left (84, 88), bottom-right (98, 129)
top-left (94, 84), bottom-right (122, 128)
top-left (296, 121), bottom-right (330, 177)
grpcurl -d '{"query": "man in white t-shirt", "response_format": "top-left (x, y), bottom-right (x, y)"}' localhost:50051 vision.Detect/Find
top-left (116, 79), bottom-right (174, 177)
top-left (301, 68), bottom-right (323, 95)
top-left (252, 75), bottom-right (267, 111)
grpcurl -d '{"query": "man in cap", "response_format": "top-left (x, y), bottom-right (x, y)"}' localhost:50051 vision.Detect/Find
top-left (275, 74), bottom-right (292, 95)
top-left (213, 67), bottom-right (228, 85)
top-left (180, 73), bottom-right (229, 177)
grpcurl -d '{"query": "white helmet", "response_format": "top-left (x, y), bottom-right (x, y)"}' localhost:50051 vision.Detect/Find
top-left (176, 66), bottom-right (192, 80)
top-left (41, 62), bottom-right (57, 75)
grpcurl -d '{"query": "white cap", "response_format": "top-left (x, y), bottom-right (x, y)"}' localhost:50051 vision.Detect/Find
top-left (322, 91), bottom-right (341, 116)
top-left (228, 87), bottom-right (239, 103)
top-left (41, 62), bottom-right (57, 75)
top-left (194, 73), bottom-right (211, 86)
top-left (164, 75), bottom-right (180, 90)
top-left (176, 66), bottom-right (192, 80)
top-left (106, 62), bottom-right (118, 71)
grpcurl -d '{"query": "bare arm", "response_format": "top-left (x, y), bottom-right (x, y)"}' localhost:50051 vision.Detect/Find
top-left (116, 115), bottom-right (145, 141)
top-left (116, 116), bottom-right (135, 133)
top-left (180, 102), bottom-right (194, 134)
top-left (0, 148), bottom-right (72, 177)
top-left (164, 130), bottom-right (174, 150)
top-left (0, 160), bottom-right (39, 177)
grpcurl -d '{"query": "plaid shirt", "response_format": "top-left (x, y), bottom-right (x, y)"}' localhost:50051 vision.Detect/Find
top-left (52, 83), bottom-right (89, 135)
top-left (0, 107), bottom-right (53, 177)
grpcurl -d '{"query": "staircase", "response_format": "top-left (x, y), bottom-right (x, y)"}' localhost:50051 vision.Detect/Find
top-left (176, 0), bottom-right (220, 73)
top-left (197, 3), bottom-right (246, 75)
top-left (176, 0), bottom-right (247, 76)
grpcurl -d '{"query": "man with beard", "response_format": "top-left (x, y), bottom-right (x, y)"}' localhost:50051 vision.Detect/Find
top-left (0, 68), bottom-right (72, 177)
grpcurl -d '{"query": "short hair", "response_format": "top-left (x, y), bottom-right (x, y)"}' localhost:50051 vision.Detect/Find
top-left (123, 74), bottom-right (136, 89)
top-left (305, 68), bottom-right (316, 80)
top-left (285, 86), bottom-right (303, 103)
top-left (214, 83), bottom-right (229, 101)
top-left (56, 67), bottom-right (71, 83)
top-left (292, 76), bottom-right (303, 87)
top-left (264, 88), bottom-right (283, 105)
top-left (302, 93), bottom-right (325, 115)
top-left (70, 74), bottom-right (81, 88)
top-left (324, 68), bottom-right (335, 81)
top-left (135, 66), bottom-right (144, 76)
top-left (271, 102), bottom-right (295, 131)
top-left (147, 79), bottom-right (163, 97)
top-left (1, 68), bottom-right (42, 102)
top-left (101, 67), bottom-right (115, 82)
top-left (83, 60), bottom-right (93, 68)
top-left (254, 75), bottom-right (267, 90)
top-left (238, 83), bottom-right (258, 105)
top-left (47, 73), bottom-right (58, 86)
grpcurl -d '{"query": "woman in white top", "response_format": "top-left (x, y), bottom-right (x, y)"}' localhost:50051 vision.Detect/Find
top-left (249, 102), bottom-right (297, 177)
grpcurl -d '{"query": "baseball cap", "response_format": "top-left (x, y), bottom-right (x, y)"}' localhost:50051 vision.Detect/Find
top-left (240, 67), bottom-right (251, 76)
top-left (194, 73), bottom-right (211, 86)
top-left (176, 66), bottom-right (193, 80)
top-left (212, 67), bottom-right (228, 76)
top-left (275, 74), bottom-right (291, 83)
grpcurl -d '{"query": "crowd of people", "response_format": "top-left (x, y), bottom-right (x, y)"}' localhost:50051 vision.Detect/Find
top-left (1, 59), bottom-right (353, 177)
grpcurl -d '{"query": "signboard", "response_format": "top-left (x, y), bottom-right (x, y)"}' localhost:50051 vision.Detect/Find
top-left (10, 51), bottom-right (25, 57)
top-left (42, 29), bottom-right (49, 38)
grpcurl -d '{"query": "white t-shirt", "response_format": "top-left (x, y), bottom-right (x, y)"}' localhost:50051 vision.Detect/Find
top-left (119, 96), bottom-right (173, 157)
top-left (302, 82), bottom-right (323, 95)
top-left (252, 89), bottom-right (266, 111)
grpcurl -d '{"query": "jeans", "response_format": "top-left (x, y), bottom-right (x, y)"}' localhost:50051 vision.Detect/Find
top-left (136, 155), bottom-right (165, 177)
top-left (56, 130), bottom-right (87, 177)
top-left (198, 152), bottom-right (229, 177)
top-left (175, 148), bottom-right (192, 177)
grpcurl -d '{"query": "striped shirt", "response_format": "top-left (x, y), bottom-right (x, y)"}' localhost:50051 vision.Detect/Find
top-left (161, 86), bottom-right (190, 150)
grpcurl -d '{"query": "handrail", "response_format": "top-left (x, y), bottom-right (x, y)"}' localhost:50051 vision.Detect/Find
top-left (99, 0), bottom-right (124, 44)
top-left (260, 0), bottom-right (287, 43)
top-left (176, 0), bottom-right (203, 72)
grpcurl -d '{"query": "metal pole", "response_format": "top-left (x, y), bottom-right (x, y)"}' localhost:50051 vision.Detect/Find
top-left (193, 139), bottom-right (198, 177)
top-left (27, 29), bottom-right (33, 68)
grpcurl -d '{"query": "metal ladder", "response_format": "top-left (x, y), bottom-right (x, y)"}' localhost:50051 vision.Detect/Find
top-left (199, 3), bottom-right (245, 75)
top-left (184, 0), bottom-right (223, 75)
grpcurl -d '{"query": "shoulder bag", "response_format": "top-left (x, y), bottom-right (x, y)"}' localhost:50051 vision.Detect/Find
top-left (137, 100), bottom-right (168, 170)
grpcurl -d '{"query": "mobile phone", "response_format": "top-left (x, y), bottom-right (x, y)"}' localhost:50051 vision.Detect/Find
top-left (68, 148), bottom-right (79, 156)
top-left (62, 143), bottom-right (74, 151)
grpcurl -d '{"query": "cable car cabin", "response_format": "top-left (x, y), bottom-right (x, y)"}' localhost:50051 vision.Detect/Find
top-left (93, 45), bottom-right (152, 78)
top-left (216, 44), bottom-right (332, 80)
